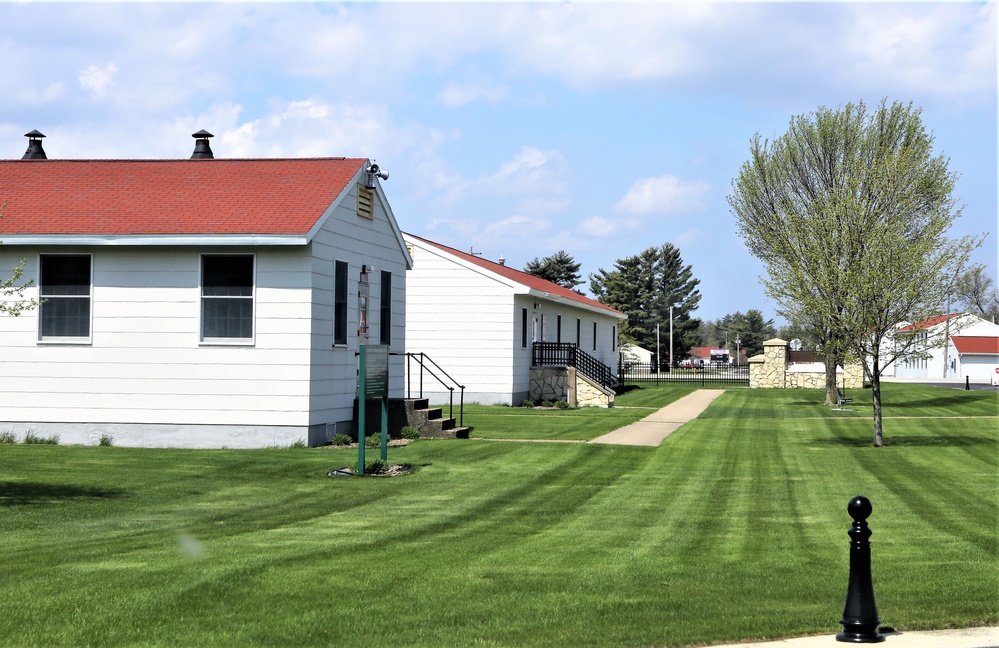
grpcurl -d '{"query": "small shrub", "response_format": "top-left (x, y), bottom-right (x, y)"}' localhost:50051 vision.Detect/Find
top-left (365, 459), bottom-right (388, 475)
top-left (521, 399), bottom-right (535, 408)
top-left (0, 431), bottom-right (17, 444)
top-left (288, 439), bottom-right (307, 449)
top-left (331, 434), bottom-right (353, 446)
top-left (24, 432), bottom-right (59, 446)
top-left (98, 434), bottom-right (114, 447)
top-left (400, 426), bottom-right (420, 440)
top-left (554, 400), bottom-right (570, 409)
top-left (22, 431), bottom-right (43, 445)
top-left (364, 434), bottom-right (382, 448)
top-left (541, 400), bottom-right (554, 408)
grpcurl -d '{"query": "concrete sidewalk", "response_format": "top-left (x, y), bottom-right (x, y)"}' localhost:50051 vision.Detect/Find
top-left (588, 389), bottom-right (726, 446)
top-left (709, 626), bottom-right (999, 647)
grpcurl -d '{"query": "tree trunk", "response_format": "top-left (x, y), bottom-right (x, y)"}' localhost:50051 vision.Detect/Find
top-left (825, 356), bottom-right (839, 406)
top-left (870, 368), bottom-right (884, 448)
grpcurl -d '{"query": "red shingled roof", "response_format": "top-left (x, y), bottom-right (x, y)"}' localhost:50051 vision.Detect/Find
top-left (406, 233), bottom-right (624, 317)
top-left (896, 313), bottom-right (962, 332)
top-left (0, 158), bottom-right (366, 236)
top-left (951, 336), bottom-right (999, 355)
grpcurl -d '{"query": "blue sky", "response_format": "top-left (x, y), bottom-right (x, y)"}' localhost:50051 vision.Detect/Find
top-left (1, 1), bottom-right (994, 325)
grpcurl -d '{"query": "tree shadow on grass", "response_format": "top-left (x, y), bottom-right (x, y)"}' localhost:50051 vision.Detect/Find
top-left (808, 435), bottom-right (995, 448)
top-left (0, 481), bottom-right (127, 506)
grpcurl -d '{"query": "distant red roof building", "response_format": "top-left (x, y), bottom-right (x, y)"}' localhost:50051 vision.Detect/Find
top-left (896, 313), bottom-right (963, 333)
top-left (0, 157), bottom-right (367, 238)
top-left (951, 336), bottom-right (999, 355)
top-left (688, 346), bottom-right (713, 359)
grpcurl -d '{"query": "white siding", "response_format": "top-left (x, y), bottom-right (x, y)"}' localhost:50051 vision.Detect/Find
top-left (0, 248), bottom-right (314, 432)
top-left (956, 355), bottom-right (999, 382)
top-left (307, 183), bottom-right (409, 428)
top-left (405, 240), bottom-right (516, 404)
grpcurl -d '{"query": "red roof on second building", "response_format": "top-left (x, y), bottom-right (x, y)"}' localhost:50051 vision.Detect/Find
top-left (406, 233), bottom-right (624, 317)
top-left (0, 157), bottom-right (367, 237)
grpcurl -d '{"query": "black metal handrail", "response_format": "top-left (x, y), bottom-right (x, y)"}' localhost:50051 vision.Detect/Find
top-left (399, 352), bottom-right (465, 427)
top-left (531, 342), bottom-right (615, 389)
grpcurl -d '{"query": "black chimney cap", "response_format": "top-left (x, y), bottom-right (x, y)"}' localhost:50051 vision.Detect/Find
top-left (191, 130), bottom-right (214, 159)
top-left (22, 130), bottom-right (47, 160)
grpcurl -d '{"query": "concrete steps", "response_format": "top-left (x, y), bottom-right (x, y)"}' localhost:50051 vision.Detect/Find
top-left (404, 398), bottom-right (469, 439)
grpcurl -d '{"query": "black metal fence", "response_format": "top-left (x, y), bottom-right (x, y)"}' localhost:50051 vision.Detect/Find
top-left (618, 361), bottom-right (750, 386)
top-left (532, 342), bottom-right (616, 389)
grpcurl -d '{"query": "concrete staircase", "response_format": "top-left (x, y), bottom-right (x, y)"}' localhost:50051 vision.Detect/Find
top-left (403, 398), bottom-right (469, 439)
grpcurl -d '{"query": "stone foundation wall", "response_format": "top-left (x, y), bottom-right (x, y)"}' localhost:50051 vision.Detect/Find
top-left (530, 367), bottom-right (569, 403)
top-left (530, 366), bottom-right (614, 407)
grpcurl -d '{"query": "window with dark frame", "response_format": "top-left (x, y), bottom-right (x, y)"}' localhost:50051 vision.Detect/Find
top-left (380, 270), bottom-right (392, 345)
top-left (201, 255), bottom-right (254, 340)
top-left (39, 254), bottom-right (91, 339)
top-left (576, 318), bottom-right (581, 346)
top-left (592, 321), bottom-right (597, 351)
top-left (556, 315), bottom-right (562, 343)
top-left (333, 260), bottom-right (348, 345)
top-left (521, 308), bottom-right (528, 348)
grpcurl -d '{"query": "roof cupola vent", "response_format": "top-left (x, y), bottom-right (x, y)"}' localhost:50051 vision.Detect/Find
top-left (191, 129), bottom-right (214, 159)
top-left (22, 130), bottom-right (47, 160)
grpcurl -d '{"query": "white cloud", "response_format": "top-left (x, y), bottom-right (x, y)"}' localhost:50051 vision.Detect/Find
top-left (78, 63), bottom-right (117, 97)
top-left (615, 175), bottom-right (710, 216)
top-left (845, 4), bottom-right (996, 99)
top-left (438, 80), bottom-right (509, 108)
top-left (482, 214), bottom-right (550, 238)
top-left (438, 146), bottom-right (570, 208)
top-left (498, 4), bottom-right (716, 88)
top-left (580, 216), bottom-right (617, 238)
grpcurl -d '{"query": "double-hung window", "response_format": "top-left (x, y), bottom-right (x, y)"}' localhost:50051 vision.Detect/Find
top-left (39, 254), bottom-right (92, 341)
top-left (201, 255), bottom-right (254, 342)
top-left (333, 260), bottom-right (348, 345)
top-left (521, 308), bottom-right (528, 349)
top-left (379, 270), bottom-right (392, 345)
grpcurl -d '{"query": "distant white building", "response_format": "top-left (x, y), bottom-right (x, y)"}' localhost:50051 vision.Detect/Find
top-left (620, 343), bottom-right (653, 366)
top-left (881, 313), bottom-right (999, 381)
top-left (403, 233), bottom-right (626, 405)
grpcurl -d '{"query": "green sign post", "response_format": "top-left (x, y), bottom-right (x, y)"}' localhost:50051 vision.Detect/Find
top-left (357, 344), bottom-right (390, 474)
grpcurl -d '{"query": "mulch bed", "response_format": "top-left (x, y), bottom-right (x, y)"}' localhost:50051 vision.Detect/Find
top-left (324, 438), bottom-right (413, 477)
top-left (327, 464), bottom-right (413, 477)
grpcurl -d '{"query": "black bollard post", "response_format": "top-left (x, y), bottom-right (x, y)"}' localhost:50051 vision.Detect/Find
top-left (837, 496), bottom-right (885, 643)
top-left (966, 376), bottom-right (970, 391)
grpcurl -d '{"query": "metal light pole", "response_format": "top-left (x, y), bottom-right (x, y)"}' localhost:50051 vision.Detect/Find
top-left (735, 335), bottom-right (741, 365)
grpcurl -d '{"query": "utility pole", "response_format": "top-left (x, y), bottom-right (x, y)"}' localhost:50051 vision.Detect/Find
top-left (669, 306), bottom-right (674, 370)
top-left (656, 322), bottom-right (661, 372)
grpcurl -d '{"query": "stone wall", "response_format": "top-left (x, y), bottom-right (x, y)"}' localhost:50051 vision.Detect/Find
top-left (529, 367), bottom-right (569, 403)
top-left (529, 366), bottom-right (614, 407)
top-left (749, 339), bottom-right (864, 389)
top-left (568, 367), bottom-right (614, 408)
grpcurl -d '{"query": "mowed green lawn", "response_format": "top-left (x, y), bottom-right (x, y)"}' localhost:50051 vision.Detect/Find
top-left (0, 384), bottom-right (995, 647)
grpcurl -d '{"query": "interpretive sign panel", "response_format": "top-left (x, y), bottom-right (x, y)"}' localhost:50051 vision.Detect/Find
top-left (364, 345), bottom-right (389, 399)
